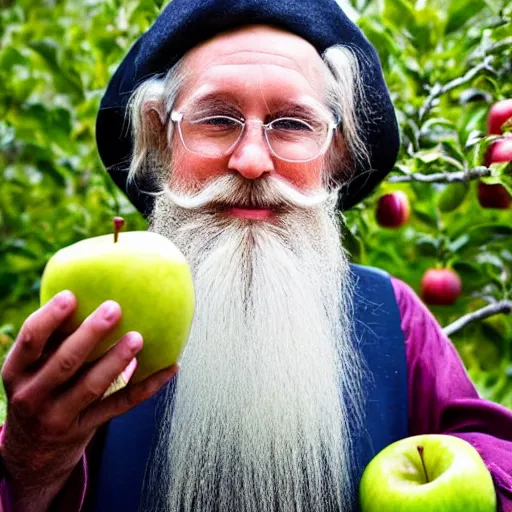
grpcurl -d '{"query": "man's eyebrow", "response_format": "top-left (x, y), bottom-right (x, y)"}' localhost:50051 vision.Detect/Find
top-left (182, 93), bottom-right (330, 120)
top-left (184, 93), bottom-right (242, 111)
top-left (272, 102), bottom-right (324, 118)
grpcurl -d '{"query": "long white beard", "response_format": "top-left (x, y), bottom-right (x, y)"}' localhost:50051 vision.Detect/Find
top-left (142, 174), bottom-right (367, 512)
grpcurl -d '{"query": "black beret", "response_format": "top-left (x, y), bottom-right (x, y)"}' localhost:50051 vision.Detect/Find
top-left (96, 0), bottom-right (400, 218)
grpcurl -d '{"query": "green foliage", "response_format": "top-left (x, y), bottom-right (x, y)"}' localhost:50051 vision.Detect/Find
top-left (0, 0), bottom-right (511, 421)
top-left (347, 0), bottom-right (512, 407)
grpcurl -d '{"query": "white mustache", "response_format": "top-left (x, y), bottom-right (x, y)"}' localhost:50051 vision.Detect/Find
top-left (163, 174), bottom-right (331, 211)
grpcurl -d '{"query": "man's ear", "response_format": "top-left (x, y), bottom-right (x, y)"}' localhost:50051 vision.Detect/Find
top-left (128, 95), bottom-right (172, 185)
top-left (141, 98), bottom-right (168, 153)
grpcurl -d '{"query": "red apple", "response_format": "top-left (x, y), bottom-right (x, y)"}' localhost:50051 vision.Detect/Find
top-left (477, 182), bottom-right (511, 209)
top-left (376, 191), bottom-right (411, 228)
top-left (488, 99), bottom-right (512, 135)
top-left (484, 138), bottom-right (512, 166)
top-left (479, 138), bottom-right (512, 209)
top-left (421, 268), bottom-right (462, 306)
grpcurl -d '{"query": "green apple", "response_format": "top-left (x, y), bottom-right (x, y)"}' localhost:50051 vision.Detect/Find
top-left (359, 434), bottom-right (496, 512)
top-left (40, 218), bottom-right (195, 384)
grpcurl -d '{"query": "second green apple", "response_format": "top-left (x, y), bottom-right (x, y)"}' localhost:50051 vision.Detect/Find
top-left (359, 434), bottom-right (496, 512)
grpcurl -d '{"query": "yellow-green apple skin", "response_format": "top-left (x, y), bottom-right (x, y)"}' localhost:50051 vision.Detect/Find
top-left (40, 231), bottom-right (195, 383)
top-left (359, 434), bottom-right (496, 512)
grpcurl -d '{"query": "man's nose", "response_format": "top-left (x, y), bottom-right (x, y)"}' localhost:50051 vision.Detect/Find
top-left (227, 125), bottom-right (275, 180)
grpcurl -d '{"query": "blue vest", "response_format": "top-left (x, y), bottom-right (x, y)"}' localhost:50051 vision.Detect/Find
top-left (84, 265), bottom-right (408, 511)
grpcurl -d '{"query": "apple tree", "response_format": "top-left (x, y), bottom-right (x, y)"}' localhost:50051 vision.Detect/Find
top-left (344, 0), bottom-right (512, 408)
top-left (0, 0), bottom-right (511, 422)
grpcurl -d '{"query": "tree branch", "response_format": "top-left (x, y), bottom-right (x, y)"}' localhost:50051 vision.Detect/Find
top-left (443, 300), bottom-right (512, 337)
top-left (388, 166), bottom-right (491, 183)
top-left (470, 37), bottom-right (512, 63)
top-left (419, 56), bottom-right (495, 121)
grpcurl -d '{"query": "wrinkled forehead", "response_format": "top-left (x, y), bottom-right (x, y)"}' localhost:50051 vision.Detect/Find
top-left (181, 24), bottom-right (330, 96)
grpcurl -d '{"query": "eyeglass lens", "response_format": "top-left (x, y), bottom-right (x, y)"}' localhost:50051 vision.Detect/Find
top-left (179, 116), bottom-right (329, 161)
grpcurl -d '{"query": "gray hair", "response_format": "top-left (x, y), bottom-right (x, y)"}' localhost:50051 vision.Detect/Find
top-left (127, 45), bottom-right (371, 191)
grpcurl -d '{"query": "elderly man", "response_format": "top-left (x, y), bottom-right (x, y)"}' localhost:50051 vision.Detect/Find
top-left (1, 0), bottom-right (511, 511)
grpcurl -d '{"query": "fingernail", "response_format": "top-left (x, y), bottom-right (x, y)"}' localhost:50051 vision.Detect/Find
top-left (55, 290), bottom-right (73, 310)
top-left (126, 332), bottom-right (143, 352)
top-left (101, 301), bottom-right (119, 321)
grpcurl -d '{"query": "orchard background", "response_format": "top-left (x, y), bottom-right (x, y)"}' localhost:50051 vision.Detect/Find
top-left (0, 0), bottom-right (511, 422)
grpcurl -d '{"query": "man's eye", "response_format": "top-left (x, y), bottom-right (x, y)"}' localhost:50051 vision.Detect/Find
top-left (271, 118), bottom-right (313, 132)
top-left (195, 116), bottom-right (239, 129)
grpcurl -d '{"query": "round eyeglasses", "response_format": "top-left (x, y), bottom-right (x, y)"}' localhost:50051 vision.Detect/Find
top-left (170, 111), bottom-right (339, 163)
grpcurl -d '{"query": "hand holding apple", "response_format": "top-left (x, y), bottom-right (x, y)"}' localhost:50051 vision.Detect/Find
top-left (40, 217), bottom-right (195, 383)
top-left (0, 293), bottom-right (179, 511)
top-left (0, 218), bottom-right (193, 509)
top-left (359, 434), bottom-right (496, 512)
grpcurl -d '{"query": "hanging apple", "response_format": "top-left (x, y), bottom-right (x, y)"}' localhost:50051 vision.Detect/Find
top-left (477, 182), bottom-right (511, 209)
top-left (40, 217), bottom-right (195, 383)
top-left (420, 268), bottom-right (462, 306)
top-left (479, 138), bottom-right (512, 209)
top-left (484, 138), bottom-right (512, 166)
top-left (375, 191), bottom-right (411, 228)
top-left (487, 98), bottom-right (512, 135)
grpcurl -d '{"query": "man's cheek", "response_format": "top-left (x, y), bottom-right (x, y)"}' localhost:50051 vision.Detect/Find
top-left (279, 160), bottom-right (324, 190)
top-left (170, 146), bottom-right (223, 190)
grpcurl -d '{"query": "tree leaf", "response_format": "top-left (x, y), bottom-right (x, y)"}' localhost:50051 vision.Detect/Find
top-left (445, 0), bottom-right (488, 34)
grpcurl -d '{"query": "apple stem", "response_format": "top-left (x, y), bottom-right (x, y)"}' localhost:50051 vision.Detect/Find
top-left (113, 217), bottom-right (125, 243)
top-left (417, 445), bottom-right (430, 483)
